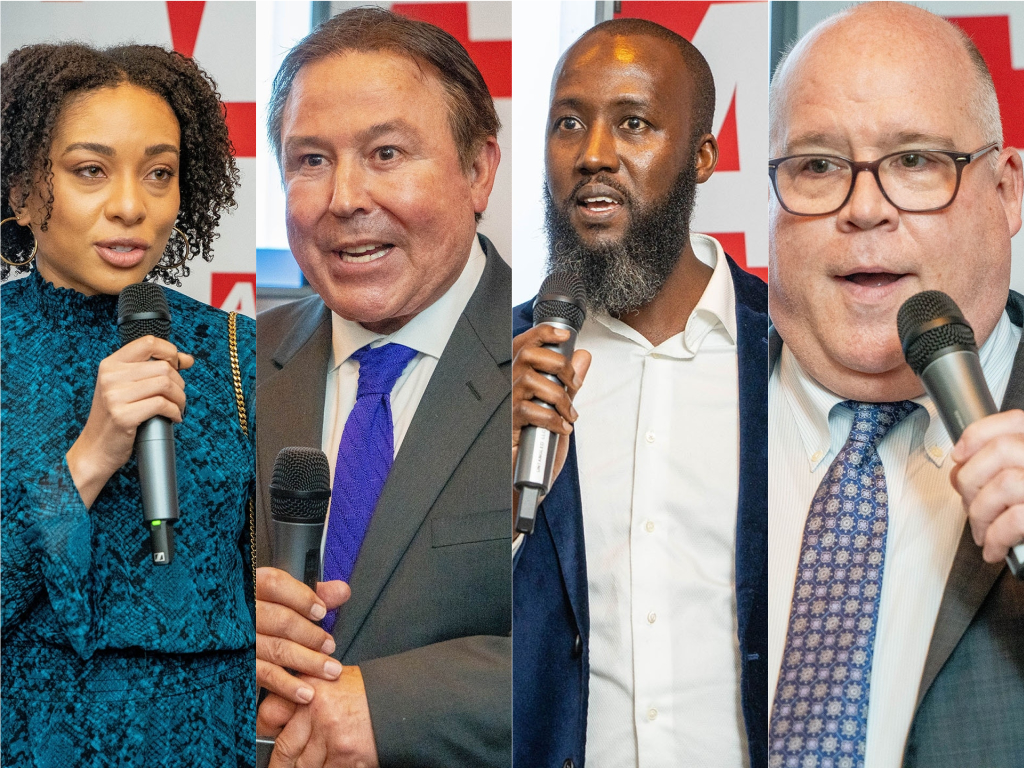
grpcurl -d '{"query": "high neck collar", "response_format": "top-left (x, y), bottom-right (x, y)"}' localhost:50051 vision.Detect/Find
top-left (23, 268), bottom-right (119, 332)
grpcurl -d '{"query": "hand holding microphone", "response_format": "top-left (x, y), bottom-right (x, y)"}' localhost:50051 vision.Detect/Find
top-left (898, 291), bottom-right (1024, 577)
top-left (513, 272), bottom-right (591, 534)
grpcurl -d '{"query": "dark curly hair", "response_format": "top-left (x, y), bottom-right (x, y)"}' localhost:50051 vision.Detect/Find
top-left (1, 43), bottom-right (239, 285)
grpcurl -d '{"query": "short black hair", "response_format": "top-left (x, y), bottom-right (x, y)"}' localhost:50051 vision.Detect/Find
top-left (1, 43), bottom-right (239, 285)
top-left (581, 17), bottom-right (716, 147)
top-left (267, 5), bottom-right (500, 174)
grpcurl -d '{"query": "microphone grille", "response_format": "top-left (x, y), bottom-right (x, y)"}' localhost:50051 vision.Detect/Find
top-left (270, 447), bottom-right (331, 523)
top-left (534, 271), bottom-right (587, 331)
top-left (117, 283), bottom-right (171, 344)
top-left (897, 290), bottom-right (977, 376)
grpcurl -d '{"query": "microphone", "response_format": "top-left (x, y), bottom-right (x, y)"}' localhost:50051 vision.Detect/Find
top-left (117, 283), bottom-right (178, 565)
top-left (270, 447), bottom-right (330, 589)
top-left (898, 290), bottom-right (1024, 578)
top-left (514, 271), bottom-right (587, 535)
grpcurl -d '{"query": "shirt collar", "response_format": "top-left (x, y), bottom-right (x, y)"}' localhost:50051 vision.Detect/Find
top-left (591, 232), bottom-right (737, 357)
top-left (779, 308), bottom-right (1020, 470)
top-left (328, 235), bottom-right (486, 370)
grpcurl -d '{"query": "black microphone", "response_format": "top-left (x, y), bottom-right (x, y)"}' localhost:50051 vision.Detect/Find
top-left (898, 290), bottom-right (1024, 578)
top-left (514, 272), bottom-right (587, 535)
top-left (270, 447), bottom-right (330, 589)
top-left (117, 283), bottom-right (178, 565)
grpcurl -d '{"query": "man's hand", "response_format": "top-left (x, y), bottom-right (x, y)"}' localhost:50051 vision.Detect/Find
top-left (512, 325), bottom-right (591, 506)
top-left (950, 409), bottom-right (1024, 563)
top-left (261, 666), bottom-right (380, 768)
top-left (256, 567), bottom-right (351, 705)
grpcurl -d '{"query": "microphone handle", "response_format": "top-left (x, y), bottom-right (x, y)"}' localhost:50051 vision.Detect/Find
top-left (135, 416), bottom-right (179, 565)
top-left (919, 350), bottom-right (1024, 578)
top-left (271, 519), bottom-right (324, 590)
top-left (514, 320), bottom-right (578, 535)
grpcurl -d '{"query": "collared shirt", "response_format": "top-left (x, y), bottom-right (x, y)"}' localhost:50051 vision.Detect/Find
top-left (319, 236), bottom-right (485, 546)
top-left (768, 309), bottom-right (1020, 767)
top-left (576, 233), bottom-right (748, 767)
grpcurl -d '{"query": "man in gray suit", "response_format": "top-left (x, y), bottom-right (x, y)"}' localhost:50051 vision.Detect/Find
top-left (253, 9), bottom-right (510, 768)
top-left (768, 3), bottom-right (1024, 767)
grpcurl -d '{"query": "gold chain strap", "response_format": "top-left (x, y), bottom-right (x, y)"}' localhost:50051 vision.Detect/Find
top-left (229, 311), bottom-right (257, 598)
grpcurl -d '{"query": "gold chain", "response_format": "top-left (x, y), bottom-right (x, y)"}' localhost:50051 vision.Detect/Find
top-left (228, 311), bottom-right (257, 598)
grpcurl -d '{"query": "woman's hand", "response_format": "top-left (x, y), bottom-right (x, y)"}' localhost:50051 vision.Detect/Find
top-left (66, 336), bottom-right (194, 508)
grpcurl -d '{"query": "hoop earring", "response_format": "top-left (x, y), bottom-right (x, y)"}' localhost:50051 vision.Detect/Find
top-left (164, 227), bottom-right (191, 269)
top-left (0, 217), bottom-right (38, 267)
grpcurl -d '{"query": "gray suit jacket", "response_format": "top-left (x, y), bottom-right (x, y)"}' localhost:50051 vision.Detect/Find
top-left (255, 235), bottom-right (512, 768)
top-left (901, 292), bottom-right (1024, 767)
top-left (771, 294), bottom-right (1024, 767)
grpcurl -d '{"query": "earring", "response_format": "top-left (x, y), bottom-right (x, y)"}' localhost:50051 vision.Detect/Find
top-left (163, 226), bottom-right (191, 269)
top-left (0, 217), bottom-right (38, 267)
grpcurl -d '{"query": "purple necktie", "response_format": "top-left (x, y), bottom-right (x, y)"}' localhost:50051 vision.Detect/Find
top-left (322, 342), bottom-right (418, 632)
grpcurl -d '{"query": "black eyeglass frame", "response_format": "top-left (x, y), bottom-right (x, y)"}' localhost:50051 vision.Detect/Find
top-left (767, 142), bottom-right (1000, 216)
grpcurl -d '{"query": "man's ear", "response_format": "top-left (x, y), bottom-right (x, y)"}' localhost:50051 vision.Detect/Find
top-left (469, 136), bottom-right (501, 216)
top-left (994, 147), bottom-right (1023, 238)
top-left (695, 133), bottom-right (719, 184)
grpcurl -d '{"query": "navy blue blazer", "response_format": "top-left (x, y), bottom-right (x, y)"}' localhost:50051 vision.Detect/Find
top-left (512, 256), bottom-right (769, 768)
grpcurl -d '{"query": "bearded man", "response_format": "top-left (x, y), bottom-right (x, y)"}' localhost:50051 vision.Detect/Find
top-left (511, 18), bottom-right (769, 768)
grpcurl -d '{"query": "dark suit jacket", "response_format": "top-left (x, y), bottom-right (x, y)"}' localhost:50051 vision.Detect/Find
top-left (768, 293), bottom-right (1024, 767)
top-left (513, 256), bottom-right (769, 768)
top-left (256, 235), bottom-right (512, 768)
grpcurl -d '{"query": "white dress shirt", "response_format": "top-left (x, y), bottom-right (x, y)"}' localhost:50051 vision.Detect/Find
top-left (319, 236), bottom-right (485, 547)
top-left (575, 233), bottom-right (748, 767)
top-left (768, 310), bottom-right (1020, 767)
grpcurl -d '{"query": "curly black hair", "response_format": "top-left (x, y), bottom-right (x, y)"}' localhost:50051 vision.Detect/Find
top-left (1, 43), bottom-right (239, 285)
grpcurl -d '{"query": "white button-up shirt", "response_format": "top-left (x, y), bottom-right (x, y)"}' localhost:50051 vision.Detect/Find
top-left (576, 233), bottom-right (748, 767)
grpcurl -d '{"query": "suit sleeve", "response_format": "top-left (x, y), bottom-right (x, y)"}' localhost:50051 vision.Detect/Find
top-left (361, 634), bottom-right (511, 768)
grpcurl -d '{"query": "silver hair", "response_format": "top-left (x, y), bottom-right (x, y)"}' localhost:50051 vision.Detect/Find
top-left (769, 5), bottom-right (1003, 156)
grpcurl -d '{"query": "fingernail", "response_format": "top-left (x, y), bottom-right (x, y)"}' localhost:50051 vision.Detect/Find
top-left (570, 406), bottom-right (579, 421)
top-left (324, 660), bottom-right (343, 678)
top-left (309, 604), bottom-right (326, 620)
top-left (321, 636), bottom-right (336, 654)
top-left (296, 686), bottom-right (314, 703)
top-left (561, 419), bottom-right (572, 433)
top-left (573, 376), bottom-right (583, 390)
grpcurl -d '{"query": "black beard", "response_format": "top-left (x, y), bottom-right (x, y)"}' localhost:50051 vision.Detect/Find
top-left (543, 160), bottom-right (699, 316)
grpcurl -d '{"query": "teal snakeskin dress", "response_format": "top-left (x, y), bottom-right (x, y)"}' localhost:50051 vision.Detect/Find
top-left (1, 270), bottom-right (256, 767)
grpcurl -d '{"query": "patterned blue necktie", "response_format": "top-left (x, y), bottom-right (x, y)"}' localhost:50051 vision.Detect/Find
top-left (770, 400), bottom-right (918, 768)
top-left (322, 343), bottom-right (418, 633)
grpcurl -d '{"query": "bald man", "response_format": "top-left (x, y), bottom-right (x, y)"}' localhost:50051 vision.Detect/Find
top-left (768, 4), bottom-right (1024, 767)
top-left (513, 18), bottom-right (768, 768)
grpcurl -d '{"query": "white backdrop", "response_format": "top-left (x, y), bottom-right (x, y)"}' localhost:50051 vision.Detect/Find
top-left (1, 1), bottom-right (258, 317)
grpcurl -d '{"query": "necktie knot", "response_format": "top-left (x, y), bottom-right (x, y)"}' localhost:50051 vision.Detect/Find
top-left (351, 343), bottom-right (418, 397)
top-left (843, 400), bottom-right (918, 448)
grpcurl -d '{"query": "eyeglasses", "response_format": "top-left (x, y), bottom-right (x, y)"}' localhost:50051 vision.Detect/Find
top-left (768, 143), bottom-right (999, 216)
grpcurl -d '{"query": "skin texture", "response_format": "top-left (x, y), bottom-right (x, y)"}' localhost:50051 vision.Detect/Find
top-left (513, 30), bottom-right (718, 506)
top-left (278, 51), bottom-right (499, 335)
top-left (258, 49), bottom-right (501, 767)
top-left (770, 2), bottom-right (1024, 563)
top-left (7, 84), bottom-right (193, 507)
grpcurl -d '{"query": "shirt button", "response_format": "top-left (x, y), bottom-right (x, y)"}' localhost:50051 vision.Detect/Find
top-left (645, 521), bottom-right (655, 533)
top-left (647, 708), bottom-right (658, 721)
top-left (645, 431), bottom-right (656, 443)
top-left (810, 450), bottom-right (824, 463)
top-left (928, 446), bottom-right (943, 460)
top-left (647, 612), bottom-right (657, 624)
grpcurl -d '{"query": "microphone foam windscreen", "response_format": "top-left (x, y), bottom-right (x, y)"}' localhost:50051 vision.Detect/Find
top-left (270, 447), bottom-right (331, 523)
top-left (534, 271), bottom-right (587, 331)
top-left (898, 290), bottom-right (977, 376)
top-left (117, 283), bottom-right (171, 345)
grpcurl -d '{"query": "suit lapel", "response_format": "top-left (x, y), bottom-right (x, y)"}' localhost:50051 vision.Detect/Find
top-left (914, 291), bottom-right (1024, 708)
top-left (256, 298), bottom-right (331, 563)
top-left (331, 244), bottom-right (510, 653)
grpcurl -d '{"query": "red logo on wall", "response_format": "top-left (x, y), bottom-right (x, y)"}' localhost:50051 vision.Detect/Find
top-left (211, 273), bottom-right (256, 316)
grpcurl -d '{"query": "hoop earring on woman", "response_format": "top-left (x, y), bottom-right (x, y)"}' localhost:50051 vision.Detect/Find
top-left (164, 226), bottom-right (191, 269)
top-left (0, 217), bottom-right (38, 267)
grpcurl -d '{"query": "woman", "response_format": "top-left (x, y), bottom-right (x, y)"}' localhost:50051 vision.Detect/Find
top-left (1, 43), bottom-right (255, 766)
